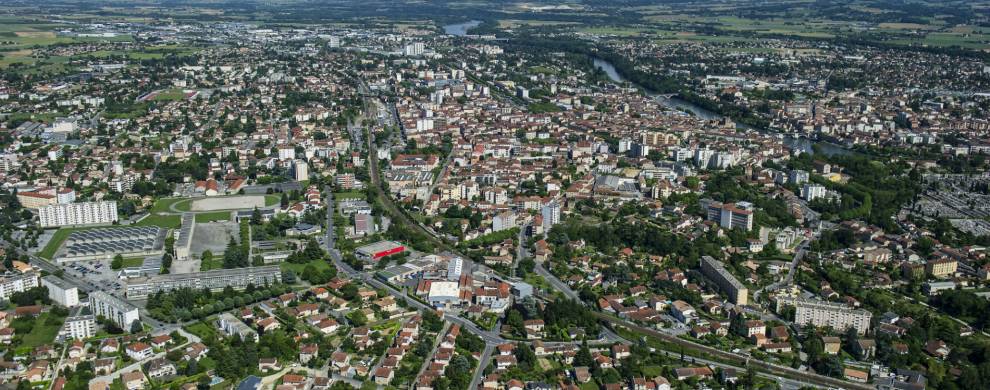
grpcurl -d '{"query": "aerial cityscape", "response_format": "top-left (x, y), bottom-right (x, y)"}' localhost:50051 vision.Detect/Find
top-left (0, 1), bottom-right (989, 390)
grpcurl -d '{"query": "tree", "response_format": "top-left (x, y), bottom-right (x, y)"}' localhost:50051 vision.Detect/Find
top-left (347, 310), bottom-right (367, 326)
top-left (423, 310), bottom-right (443, 332)
top-left (111, 254), bottom-right (124, 270)
top-left (514, 343), bottom-right (537, 371)
top-left (222, 237), bottom-right (247, 268)
top-left (282, 269), bottom-right (297, 284)
top-left (250, 207), bottom-right (262, 225)
top-left (280, 192), bottom-right (289, 208)
top-left (574, 341), bottom-right (594, 368)
top-left (130, 320), bottom-right (143, 334)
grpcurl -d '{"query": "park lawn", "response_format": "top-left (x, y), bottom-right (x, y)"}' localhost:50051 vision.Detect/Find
top-left (150, 198), bottom-right (188, 214)
top-left (523, 273), bottom-right (552, 291)
top-left (136, 214), bottom-right (181, 229)
top-left (185, 321), bottom-right (219, 341)
top-left (195, 211), bottom-right (232, 223)
top-left (264, 194), bottom-right (282, 206)
top-left (200, 257), bottom-right (223, 271)
top-left (334, 190), bottom-right (366, 201)
top-left (173, 199), bottom-right (193, 212)
top-left (18, 313), bottom-right (65, 348)
top-left (279, 259), bottom-right (333, 275)
top-left (122, 257), bottom-right (145, 268)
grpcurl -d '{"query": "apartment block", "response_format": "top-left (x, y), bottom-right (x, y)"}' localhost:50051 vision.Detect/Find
top-left (90, 291), bottom-right (140, 330)
top-left (778, 297), bottom-right (872, 335)
top-left (705, 201), bottom-right (754, 231)
top-left (38, 201), bottom-right (118, 228)
top-left (0, 271), bottom-right (40, 300)
top-left (700, 255), bottom-right (748, 306)
top-left (59, 314), bottom-right (96, 341)
top-left (124, 265), bottom-right (282, 299)
top-left (42, 275), bottom-right (80, 307)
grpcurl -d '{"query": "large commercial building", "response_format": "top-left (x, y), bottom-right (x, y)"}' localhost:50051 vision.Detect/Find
top-left (700, 255), bottom-right (749, 306)
top-left (124, 265), bottom-right (282, 299)
top-left (90, 291), bottom-right (141, 330)
top-left (57, 226), bottom-right (166, 263)
top-left (38, 201), bottom-right (118, 228)
top-left (355, 241), bottom-right (406, 262)
top-left (776, 297), bottom-right (872, 335)
top-left (0, 271), bottom-right (40, 300)
top-left (41, 275), bottom-right (80, 307)
top-left (705, 201), bottom-right (754, 231)
top-left (427, 281), bottom-right (459, 308)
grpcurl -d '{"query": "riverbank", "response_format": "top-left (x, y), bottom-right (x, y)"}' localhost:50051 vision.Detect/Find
top-left (591, 57), bottom-right (852, 156)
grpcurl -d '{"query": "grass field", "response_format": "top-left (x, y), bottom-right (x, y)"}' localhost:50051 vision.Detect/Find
top-left (279, 259), bottom-right (334, 275)
top-left (185, 320), bottom-right (219, 341)
top-left (199, 257), bottom-right (223, 271)
top-left (334, 190), bottom-right (366, 201)
top-left (150, 198), bottom-right (187, 214)
top-left (16, 313), bottom-right (65, 349)
top-left (152, 88), bottom-right (189, 101)
top-left (136, 214), bottom-right (181, 229)
top-left (122, 257), bottom-right (145, 268)
top-left (195, 211), bottom-right (232, 223)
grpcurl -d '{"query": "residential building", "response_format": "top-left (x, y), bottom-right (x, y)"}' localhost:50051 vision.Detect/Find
top-left (125, 265), bottom-right (282, 299)
top-left (777, 297), bottom-right (872, 335)
top-left (0, 271), bottom-right (39, 300)
top-left (58, 314), bottom-right (96, 341)
top-left (42, 275), bottom-right (79, 307)
top-left (38, 201), bottom-right (118, 228)
top-left (700, 256), bottom-right (749, 305)
top-left (89, 291), bottom-right (140, 330)
top-left (706, 201), bottom-right (754, 231)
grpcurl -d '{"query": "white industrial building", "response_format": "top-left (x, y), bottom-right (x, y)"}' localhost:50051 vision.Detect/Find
top-left (428, 281), bottom-right (460, 308)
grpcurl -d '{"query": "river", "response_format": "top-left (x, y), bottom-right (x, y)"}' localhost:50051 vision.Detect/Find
top-left (591, 58), bottom-right (851, 156)
top-left (444, 20), bottom-right (481, 37)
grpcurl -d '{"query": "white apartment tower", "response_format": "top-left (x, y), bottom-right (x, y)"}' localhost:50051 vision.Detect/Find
top-left (38, 201), bottom-right (118, 228)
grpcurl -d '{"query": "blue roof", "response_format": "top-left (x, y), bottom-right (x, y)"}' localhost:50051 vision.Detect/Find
top-left (237, 376), bottom-right (261, 390)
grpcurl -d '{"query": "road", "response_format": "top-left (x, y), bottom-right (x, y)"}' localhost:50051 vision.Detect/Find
top-left (468, 344), bottom-right (493, 390)
top-left (512, 222), bottom-right (530, 278)
top-left (753, 239), bottom-right (809, 304)
top-left (89, 328), bottom-right (201, 384)
top-left (597, 312), bottom-right (873, 390)
top-left (653, 349), bottom-right (816, 390)
top-left (348, 77), bottom-right (864, 390)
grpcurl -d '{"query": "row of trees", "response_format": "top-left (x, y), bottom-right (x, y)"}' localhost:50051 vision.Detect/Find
top-left (145, 284), bottom-right (291, 322)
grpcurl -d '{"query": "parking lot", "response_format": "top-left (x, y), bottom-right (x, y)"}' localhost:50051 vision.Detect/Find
top-left (189, 221), bottom-right (240, 258)
top-left (63, 258), bottom-right (126, 296)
